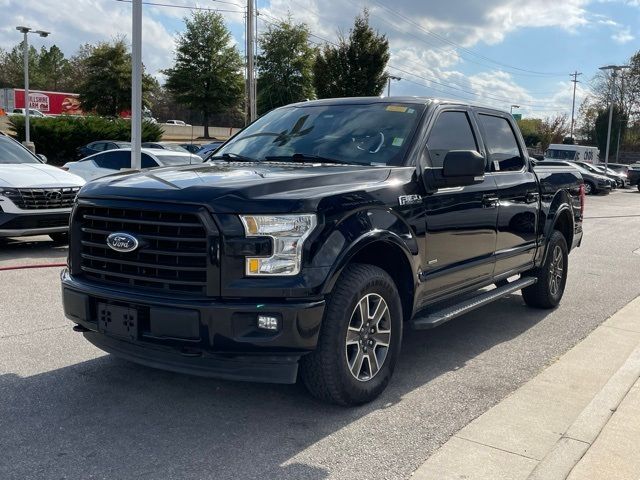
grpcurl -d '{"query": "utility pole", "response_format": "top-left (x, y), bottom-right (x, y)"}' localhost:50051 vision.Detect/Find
top-left (131, 0), bottom-right (142, 170)
top-left (599, 65), bottom-right (629, 169)
top-left (246, 0), bottom-right (256, 122)
top-left (569, 71), bottom-right (582, 141)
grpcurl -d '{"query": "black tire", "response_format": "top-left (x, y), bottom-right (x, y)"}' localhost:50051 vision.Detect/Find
top-left (49, 232), bottom-right (69, 244)
top-left (637, 183), bottom-right (640, 192)
top-left (300, 263), bottom-right (403, 406)
top-left (584, 181), bottom-right (595, 195)
top-left (522, 231), bottom-right (568, 309)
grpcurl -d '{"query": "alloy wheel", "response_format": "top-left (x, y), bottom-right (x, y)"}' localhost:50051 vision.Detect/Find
top-left (548, 245), bottom-right (564, 297)
top-left (345, 293), bottom-right (392, 382)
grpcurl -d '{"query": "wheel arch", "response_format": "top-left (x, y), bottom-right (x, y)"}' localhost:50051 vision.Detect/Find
top-left (322, 233), bottom-right (417, 323)
top-left (538, 190), bottom-right (574, 265)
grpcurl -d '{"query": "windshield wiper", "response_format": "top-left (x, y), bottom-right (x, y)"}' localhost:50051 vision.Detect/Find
top-left (264, 153), bottom-right (363, 165)
top-left (208, 152), bottom-right (259, 163)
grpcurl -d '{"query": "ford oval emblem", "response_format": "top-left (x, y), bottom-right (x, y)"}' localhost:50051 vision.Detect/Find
top-left (106, 232), bottom-right (139, 253)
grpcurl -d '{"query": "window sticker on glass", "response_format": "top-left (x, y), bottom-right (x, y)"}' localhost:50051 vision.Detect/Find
top-left (392, 137), bottom-right (405, 147)
top-left (386, 105), bottom-right (408, 113)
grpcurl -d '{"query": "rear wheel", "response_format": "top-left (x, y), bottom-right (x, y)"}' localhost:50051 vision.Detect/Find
top-left (49, 232), bottom-right (69, 244)
top-left (300, 264), bottom-right (402, 406)
top-left (522, 231), bottom-right (568, 309)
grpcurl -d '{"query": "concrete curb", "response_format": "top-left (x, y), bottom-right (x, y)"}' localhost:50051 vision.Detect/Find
top-left (411, 295), bottom-right (640, 480)
top-left (527, 345), bottom-right (640, 479)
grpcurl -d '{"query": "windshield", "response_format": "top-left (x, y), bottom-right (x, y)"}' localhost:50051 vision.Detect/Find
top-left (162, 144), bottom-right (188, 152)
top-left (214, 102), bottom-right (426, 166)
top-left (0, 137), bottom-right (41, 164)
top-left (546, 149), bottom-right (576, 160)
top-left (157, 155), bottom-right (198, 165)
top-left (568, 163), bottom-right (595, 175)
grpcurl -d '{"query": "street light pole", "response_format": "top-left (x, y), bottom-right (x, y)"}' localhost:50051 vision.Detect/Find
top-left (246, 0), bottom-right (256, 122)
top-left (510, 104), bottom-right (519, 115)
top-left (15, 26), bottom-right (49, 152)
top-left (131, 0), bottom-right (142, 170)
top-left (21, 30), bottom-right (29, 146)
top-left (387, 75), bottom-right (401, 97)
top-left (615, 71), bottom-right (626, 163)
top-left (599, 65), bottom-right (629, 170)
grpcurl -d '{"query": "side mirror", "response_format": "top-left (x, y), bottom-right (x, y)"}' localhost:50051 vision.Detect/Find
top-left (443, 150), bottom-right (486, 178)
top-left (423, 150), bottom-right (486, 191)
top-left (37, 154), bottom-right (48, 163)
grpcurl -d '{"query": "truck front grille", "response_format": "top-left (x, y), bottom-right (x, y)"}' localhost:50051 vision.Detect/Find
top-left (3, 187), bottom-right (80, 209)
top-left (77, 205), bottom-right (210, 295)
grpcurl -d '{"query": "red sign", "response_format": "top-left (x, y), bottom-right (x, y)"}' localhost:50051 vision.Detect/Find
top-left (13, 89), bottom-right (83, 115)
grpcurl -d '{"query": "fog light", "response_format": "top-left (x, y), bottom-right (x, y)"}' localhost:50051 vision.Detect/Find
top-left (257, 315), bottom-right (279, 331)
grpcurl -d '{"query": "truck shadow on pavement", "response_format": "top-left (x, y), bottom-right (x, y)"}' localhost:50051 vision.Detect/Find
top-left (0, 236), bottom-right (67, 264)
top-left (0, 293), bottom-right (553, 480)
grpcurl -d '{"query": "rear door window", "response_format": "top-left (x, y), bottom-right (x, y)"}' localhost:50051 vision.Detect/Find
top-left (90, 142), bottom-right (107, 152)
top-left (426, 111), bottom-right (479, 168)
top-left (92, 151), bottom-right (130, 170)
top-left (141, 153), bottom-right (159, 168)
top-left (479, 114), bottom-right (525, 172)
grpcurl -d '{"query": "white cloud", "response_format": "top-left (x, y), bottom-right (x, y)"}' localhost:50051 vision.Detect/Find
top-left (0, 0), bottom-right (246, 79)
top-left (612, 26), bottom-right (634, 43)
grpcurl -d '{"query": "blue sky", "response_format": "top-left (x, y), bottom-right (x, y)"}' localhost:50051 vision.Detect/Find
top-left (0, 0), bottom-right (637, 118)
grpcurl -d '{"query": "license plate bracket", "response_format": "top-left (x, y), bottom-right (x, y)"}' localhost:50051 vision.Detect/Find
top-left (98, 303), bottom-right (138, 340)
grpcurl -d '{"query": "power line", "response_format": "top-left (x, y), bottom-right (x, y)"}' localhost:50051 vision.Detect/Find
top-left (261, 10), bottom-right (568, 110)
top-left (366, 0), bottom-right (568, 78)
top-left (114, 0), bottom-right (243, 13)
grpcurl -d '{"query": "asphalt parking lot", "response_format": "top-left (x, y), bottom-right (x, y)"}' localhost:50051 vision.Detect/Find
top-left (1, 189), bottom-right (639, 480)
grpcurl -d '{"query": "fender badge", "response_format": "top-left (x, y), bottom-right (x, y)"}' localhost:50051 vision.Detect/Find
top-left (398, 194), bottom-right (421, 206)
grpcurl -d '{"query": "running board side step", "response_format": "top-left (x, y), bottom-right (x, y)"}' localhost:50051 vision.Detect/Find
top-left (410, 277), bottom-right (537, 330)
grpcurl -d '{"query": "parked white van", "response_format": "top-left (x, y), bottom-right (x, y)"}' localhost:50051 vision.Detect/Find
top-left (544, 144), bottom-right (599, 163)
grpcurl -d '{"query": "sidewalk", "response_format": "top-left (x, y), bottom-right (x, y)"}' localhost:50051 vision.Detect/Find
top-left (411, 295), bottom-right (640, 480)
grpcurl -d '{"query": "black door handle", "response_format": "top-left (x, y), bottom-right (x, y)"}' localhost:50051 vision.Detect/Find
top-left (482, 195), bottom-right (499, 208)
top-left (525, 192), bottom-right (540, 204)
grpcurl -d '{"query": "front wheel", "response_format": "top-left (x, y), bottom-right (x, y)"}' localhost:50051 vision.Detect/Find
top-left (522, 231), bottom-right (568, 309)
top-left (300, 264), bottom-right (403, 406)
top-left (584, 181), bottom-right (595, 195)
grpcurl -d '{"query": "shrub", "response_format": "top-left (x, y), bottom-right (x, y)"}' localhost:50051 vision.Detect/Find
top-left (8, 115), bottom-right (163, 166)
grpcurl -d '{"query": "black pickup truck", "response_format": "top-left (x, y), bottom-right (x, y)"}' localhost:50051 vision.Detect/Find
top-left (62, 97), bottom-right (584, 405)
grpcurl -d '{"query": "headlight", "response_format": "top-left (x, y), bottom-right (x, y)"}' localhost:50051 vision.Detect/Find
top-left (240, 214), bottom-right (317, 276)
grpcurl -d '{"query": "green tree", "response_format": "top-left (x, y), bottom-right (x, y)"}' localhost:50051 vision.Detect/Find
top-left (538, 114), bottom-right (568, 151)
top-left (313, 10), bottom-right (389, 98)
top-left (516, 118), bottom-right (542, 147)
top-left (0, 42), bottom-right (41, 89)
top-left (163, 11), bottom-right (244, 137)
top-left (256, 18), bottom-right (316, 114)
top-left (77, 38), bottom-right (155, 116)
top-left (38, 45), bottom-right (73, 91)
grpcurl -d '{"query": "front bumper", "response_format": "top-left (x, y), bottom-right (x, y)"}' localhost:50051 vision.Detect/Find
top-left (61, 270), bottom-right (325, 384)
top-left (0, 211), bottom-right (70, 237)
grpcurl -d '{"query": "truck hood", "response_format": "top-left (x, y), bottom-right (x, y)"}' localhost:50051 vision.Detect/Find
top-left (0, 163), bottom-right (85, 188)
top-left (78, 162), bottom-right (403, 213)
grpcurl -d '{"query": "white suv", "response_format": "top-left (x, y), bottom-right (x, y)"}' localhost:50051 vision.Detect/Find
top-left (0, 133), bottom-right (85, 241)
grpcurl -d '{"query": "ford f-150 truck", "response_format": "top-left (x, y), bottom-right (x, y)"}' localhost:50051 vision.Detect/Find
top-left (62, 97), bottom-right (584, 405)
